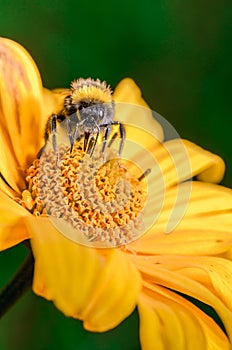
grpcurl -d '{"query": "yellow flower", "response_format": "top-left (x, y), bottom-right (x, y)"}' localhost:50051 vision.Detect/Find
top-left (1, 37), bottom-right (232, 349)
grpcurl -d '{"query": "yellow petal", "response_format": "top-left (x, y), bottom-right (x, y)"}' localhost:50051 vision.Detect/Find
top-left (179, 181), bottom-right (232, 215)
top-left (120, 135), bottom-right (225, 217)
top-left (0, 38), bottom-right (59, 192)
top-left (113, 78), bottom-right (164, 141)
top-left (43, 87), bottom-right (71, 122)
top-left (28, 216), bottom-right (103, 312)
top-left (138, 296), bottom-right (168, 350)
top-left (169, 256), bottom-right (232, 312)
top-left (138, 292), bottom-right (206, 350)
top-left (132, 228), bottom-right (232, 256)
top-left (113, 81), bottom-right (224, 187)
top-left (28, 217), bottom-right (141, 331)
top-left (135, 254), bottom-right (232, 314)
top-left (0, 175), bottom-right (17, 198)
top-left (131, 181), bottom-right (232, 255)
top-left (169, 139), bottom-right (225, 184)
top-left (139, 284), bottom-right (231, 350)
top-left (117, 127), bottom-right (180, 228)
top-left (0, 188), bottom-right (30, 250)
top-left (0, 121), bottom-right (25, 193)
top-left (82, 249), bottom-right (141, 332)
top-left (50, 87), bottom-right (71, 112)
top-left (135, 262), bottom-right (232, 341)
top-left (153, 138), bottom-right (225, 189)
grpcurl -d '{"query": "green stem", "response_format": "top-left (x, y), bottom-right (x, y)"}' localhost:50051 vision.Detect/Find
top-left (0, 252), bottom-right (34, 318)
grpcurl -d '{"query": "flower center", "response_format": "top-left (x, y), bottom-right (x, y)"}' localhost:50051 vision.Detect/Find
top-left (19, 141), bottom-right (147, 247)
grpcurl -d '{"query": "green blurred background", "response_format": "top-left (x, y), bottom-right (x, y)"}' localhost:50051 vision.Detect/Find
top-left (0, 0), bottom-right (231, 349)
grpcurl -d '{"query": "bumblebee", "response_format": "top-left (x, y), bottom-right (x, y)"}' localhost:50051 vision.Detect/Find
top-left (45, 78), bottom-right (125, 157)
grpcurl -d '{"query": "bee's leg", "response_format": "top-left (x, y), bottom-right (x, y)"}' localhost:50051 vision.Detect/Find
top-left (110, 121), bottom-right (126, 156)
top-left (39, 114), bottom-right (57, 159)
top-left (50, 114), bottom-right (59, 156)
top-left (107, 131), bottom-right (118, 149)
top-left (101, 124), bottom-right (112, 157)
top-left (72, 122), bottom-right (82, 152)
top-left (67, 120), bottom-right (81, 153)
top-left (67, 118), bottom-right (74, 152)
top-left (118, 122), bottom-right (126, 156)
top-left (84, 131), bottom-right (91, 152)
top-left (88, 131), bottom-right (99, 157)
top-left (86, 137), bottom-right (95, 155)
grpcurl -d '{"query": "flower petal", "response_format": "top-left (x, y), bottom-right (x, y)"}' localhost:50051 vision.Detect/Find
top-left (138, 292), bottom-right (206, 350)
top-left (113, 84), bottom-right (224, 186)
top-left (134, 261), bottom-right (232, 341)
top-left (121, 134), bottom-right (225, 212)
top-left (138, 296), bottom-right (172, 350)
top-left (50, 87), bottom-right (71, 110)
top-left (165, 139), bottom-right (225, 184)
top-left (131, 182), bottom-right (232, 255)
top-left (28, 217), bottom-right (141, 331)
top-left (0, 187), bottom-right (30, 250)
top-left (133, 253), bottom-right (232, 314)
top-left (113, 78), bottom-right (164, 141)
top-left (28, 216), bottom-right (103, 311)
top-left (138, 284), bottom-right (231, 350)
top-left (159, 255), bottom-right (232, 312)
top-left (0, 38), bottom-right (59, 191)
top-left (152, 138), bottom-right (225, 188)
top-left (0, 175), bottom-right (17, 198)
top-left (82, 249), bottom-right (141, 332)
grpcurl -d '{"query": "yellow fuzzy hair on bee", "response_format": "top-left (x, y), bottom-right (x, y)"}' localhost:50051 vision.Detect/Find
top-left (71, 78), bottom-right (112, 104)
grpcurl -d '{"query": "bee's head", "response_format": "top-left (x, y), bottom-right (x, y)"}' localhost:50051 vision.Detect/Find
top-left (79, 100), bottom-right (113, 127)
top-left (64, 78), bottom-right (114, 127)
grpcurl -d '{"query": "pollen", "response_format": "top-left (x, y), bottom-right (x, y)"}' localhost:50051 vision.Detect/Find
top-left (19, 142), bottom-right (147, 247)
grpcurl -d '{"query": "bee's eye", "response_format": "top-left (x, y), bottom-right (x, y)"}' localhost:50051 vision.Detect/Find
top-left (99, 108), bottom-right (104, 118)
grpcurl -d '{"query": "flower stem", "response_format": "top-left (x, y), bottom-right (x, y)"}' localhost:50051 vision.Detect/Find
top-left (0, 252), bottom-right (34, 318)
